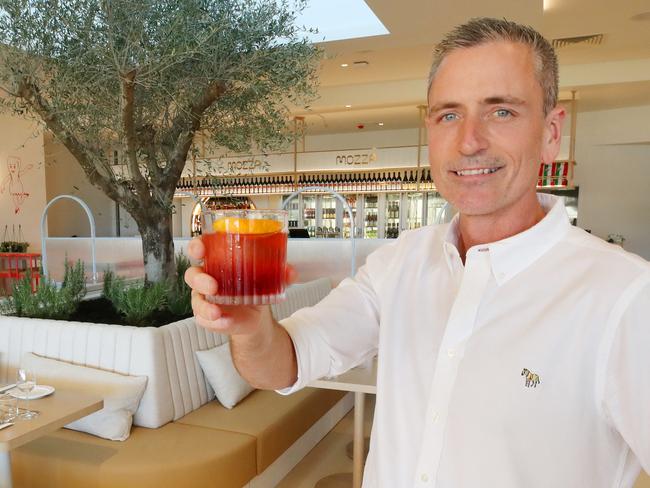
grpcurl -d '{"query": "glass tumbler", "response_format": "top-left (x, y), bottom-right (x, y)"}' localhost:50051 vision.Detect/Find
top-left (0, 393), bottom-right (16, 423)
top-left (202, 209), bottom-right (288, 305)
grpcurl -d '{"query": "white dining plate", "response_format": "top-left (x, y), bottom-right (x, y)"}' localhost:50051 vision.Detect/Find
top-left (9, 385), bottom-right (55, 400)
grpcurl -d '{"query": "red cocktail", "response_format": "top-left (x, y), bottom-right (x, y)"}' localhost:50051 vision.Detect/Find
top-left (202, 210), bottom-right (288, 305)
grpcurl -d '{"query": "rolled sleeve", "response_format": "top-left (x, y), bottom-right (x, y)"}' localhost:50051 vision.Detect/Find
top-left (275, 242), bottom-right (397, 395)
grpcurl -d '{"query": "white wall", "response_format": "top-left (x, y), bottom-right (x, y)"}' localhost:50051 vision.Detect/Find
top-left (574, 104), bottom-right (650, 260)
top-left (0, 114), bottom-right (47, 252)
top-left (44, 134), bottom-right (118, 238)
top-left (303, 127), bottom-right (422, 152)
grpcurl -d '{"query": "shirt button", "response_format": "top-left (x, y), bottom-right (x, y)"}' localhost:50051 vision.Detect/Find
top-left (421, 474), bottom-right (429, 483)
top-left (432, 411), bottom-right (439, 422)
top-left (447, 348), bottom-right (455, 357)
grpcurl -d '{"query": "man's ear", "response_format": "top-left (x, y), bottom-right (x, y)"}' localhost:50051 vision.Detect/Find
top-left (541, 106), bottom-right (566, 164)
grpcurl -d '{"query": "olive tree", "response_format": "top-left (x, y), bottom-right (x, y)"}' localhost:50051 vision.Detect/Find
top-left (0, 0), bottom-right (319, 283)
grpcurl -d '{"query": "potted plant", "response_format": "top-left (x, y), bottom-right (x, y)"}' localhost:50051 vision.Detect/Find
top-left (1, 252), bottom-right (192, 327)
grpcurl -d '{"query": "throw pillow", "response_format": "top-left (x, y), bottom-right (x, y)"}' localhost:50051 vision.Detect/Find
top-left (195, 343), bottom-right (254, 409)
top-left (21, 352), bottom-right (147, 441)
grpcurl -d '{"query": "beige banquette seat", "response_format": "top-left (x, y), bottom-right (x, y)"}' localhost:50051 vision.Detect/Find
top-left (1, 278), bottom-right (349, 488)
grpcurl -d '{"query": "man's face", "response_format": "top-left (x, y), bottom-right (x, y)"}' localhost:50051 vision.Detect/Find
top-left (426, 41), bottom-right (564, 219)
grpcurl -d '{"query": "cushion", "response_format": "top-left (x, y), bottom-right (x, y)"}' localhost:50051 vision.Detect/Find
top-left (22, 353), bottom-right (147, 441)
top-left (11, 422), bottom-right (257, 488)
top-left (195, 343), bottom-right (254, 409)
top-left (177, 387), bottom-right (347, 472)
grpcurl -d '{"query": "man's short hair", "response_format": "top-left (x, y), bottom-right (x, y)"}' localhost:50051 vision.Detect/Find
top-left (428, 17), bottom-right (559, 116)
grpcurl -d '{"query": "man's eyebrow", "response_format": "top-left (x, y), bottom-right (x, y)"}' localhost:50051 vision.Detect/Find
top-left (427, 102), bottom-right (461, 115)
top-left (482, 96), bottom-right (526, 106)
top-left (427, 96), bottom-right (526, 115)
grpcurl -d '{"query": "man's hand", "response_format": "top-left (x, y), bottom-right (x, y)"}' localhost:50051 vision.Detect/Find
top-left (184, 236), bottom-right (299, 389)
top-left (184, 237), bottom-right (296, 336)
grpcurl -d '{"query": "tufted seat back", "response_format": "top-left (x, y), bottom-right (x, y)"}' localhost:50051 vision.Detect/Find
top-left (159, 277), bottom-right (333, 420)
top-left (0, 317), bottom-right (172, 428)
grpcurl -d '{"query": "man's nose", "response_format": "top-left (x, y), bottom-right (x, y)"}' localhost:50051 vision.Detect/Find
top-left (458, 117), bottom-right (489, 156)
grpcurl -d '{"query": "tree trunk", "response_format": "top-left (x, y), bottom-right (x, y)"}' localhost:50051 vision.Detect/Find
top-left (134, 210), bottom-right (176, 284)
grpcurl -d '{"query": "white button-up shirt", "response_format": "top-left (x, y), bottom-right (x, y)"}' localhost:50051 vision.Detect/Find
top-left (279, 194), bottom-right (650, 488)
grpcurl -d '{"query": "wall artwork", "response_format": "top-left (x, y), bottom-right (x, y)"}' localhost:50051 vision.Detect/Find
top-left (0, 156), bottom-right (33, 214)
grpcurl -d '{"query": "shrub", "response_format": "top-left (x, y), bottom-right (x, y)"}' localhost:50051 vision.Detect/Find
top-left (2, 260), bottom-right (86, 320)
top-left (166, 251), bottom-right (192, 317)
top-left (102, 272), bottom-right (167, 327)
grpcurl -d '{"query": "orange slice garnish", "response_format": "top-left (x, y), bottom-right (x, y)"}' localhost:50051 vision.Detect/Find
top-left (212, 217), bottom-right (283, 234)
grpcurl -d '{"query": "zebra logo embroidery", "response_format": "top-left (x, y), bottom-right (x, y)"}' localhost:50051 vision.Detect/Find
top-left (521, 368), bottom-right (540, 388)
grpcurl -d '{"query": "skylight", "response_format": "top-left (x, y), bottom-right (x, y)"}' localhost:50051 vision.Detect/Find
top-left (292, 0), bottom-right (389, 43)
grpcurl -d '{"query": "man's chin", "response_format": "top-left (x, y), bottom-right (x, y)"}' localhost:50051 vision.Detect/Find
top-left (445, 196), bottom-right (498, 218)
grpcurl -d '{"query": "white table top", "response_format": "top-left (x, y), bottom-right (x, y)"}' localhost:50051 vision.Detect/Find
top-left (309, 357), bottom-right (377, 394)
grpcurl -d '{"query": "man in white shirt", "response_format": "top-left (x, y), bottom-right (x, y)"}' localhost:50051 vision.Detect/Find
top-left (185, 18), bottom-right (650, 487)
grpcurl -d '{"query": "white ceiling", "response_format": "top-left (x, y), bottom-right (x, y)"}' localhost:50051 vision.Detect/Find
top-left (293, 0), bottom-right (650, 134)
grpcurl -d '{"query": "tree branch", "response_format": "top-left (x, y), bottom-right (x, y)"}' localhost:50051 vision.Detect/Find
top-left (161, 81), bottom-right (226, 198)
top-left (15, 77), bottom-right (133, 207)
top-left (121, 69), bottom-right (152, 205)
top-left (136, 123), bottom-right (163, 185)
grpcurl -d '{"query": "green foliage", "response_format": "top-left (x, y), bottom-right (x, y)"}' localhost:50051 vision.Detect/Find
top-left (101, 249), bottom-right (192, 325)
top-left (0, 241), bottom-right (29, 252)
top-left (102, 268), bottom-right (117, 302)
top-left (166, 251), bottom-right (192, 316)
top-left (102, 271), bottom-right (167, 327)
top-left (3, 260), bottom-right (86, 320)
top-left (0, 0), bottom-right (320, 285)
top-left (0, 0), bottom-right (320, 171)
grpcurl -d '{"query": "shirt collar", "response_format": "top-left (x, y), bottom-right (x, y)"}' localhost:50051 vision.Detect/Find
top-left (442, 194), bottom-right (570, 285)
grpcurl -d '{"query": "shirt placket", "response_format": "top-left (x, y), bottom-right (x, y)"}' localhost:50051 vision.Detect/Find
top-left (414, 248), bottom-right (492, 486)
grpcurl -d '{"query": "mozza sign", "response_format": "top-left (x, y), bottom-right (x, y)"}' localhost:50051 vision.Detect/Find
top-left (335, 151), bottom-right (378, 166)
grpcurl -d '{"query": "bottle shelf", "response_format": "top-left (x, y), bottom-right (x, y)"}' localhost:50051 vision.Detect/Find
top-left (173, 162), bottom-right (575, 198)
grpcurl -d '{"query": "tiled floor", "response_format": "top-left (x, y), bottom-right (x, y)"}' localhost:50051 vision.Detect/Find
top-left (277, 395), bottom-right (375, 488)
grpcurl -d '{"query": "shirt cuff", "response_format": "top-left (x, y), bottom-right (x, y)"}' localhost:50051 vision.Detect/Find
top-left (275, 314), bottom-right (331, 396)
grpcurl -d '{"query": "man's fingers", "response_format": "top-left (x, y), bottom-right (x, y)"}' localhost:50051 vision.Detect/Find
top-left (187, 237), bottom-right (205, 260)
top-left (185, 266), bottom-right (218, 295)
top-left (191, 290), bottom-right (224, 322)
top-left (285, 264), bottom-right (298, 285)
top-left (194, 313), bottom-right (234, 333)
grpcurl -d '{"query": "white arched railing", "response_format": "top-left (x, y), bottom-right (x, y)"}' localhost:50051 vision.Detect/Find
top-left (282, 186), bottom-right (357, 278)
top-left (40, 195), bottom-right (98, 283)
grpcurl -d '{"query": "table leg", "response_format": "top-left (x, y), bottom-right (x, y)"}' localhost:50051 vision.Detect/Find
top-left (0, 451), bottom-right (12, 488)
top-left (353, 391), bottom-right (365, 488)
top-left (314, 391), bottom-right (368, 488)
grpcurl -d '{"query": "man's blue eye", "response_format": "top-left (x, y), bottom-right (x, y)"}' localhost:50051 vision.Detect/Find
top-left (441, 113), bottom-right (457, 122)
top-left (495, 109), bottom-right (511, 118)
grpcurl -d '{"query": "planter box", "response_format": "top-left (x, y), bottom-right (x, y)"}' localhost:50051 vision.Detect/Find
top-left (0, 277), bottom-right (333, 427)
top-left (0, 315), bottom-right (172, 428)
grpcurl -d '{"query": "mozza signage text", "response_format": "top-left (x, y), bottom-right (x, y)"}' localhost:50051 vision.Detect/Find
top-left (335, 151), bottom-right (378, 166)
